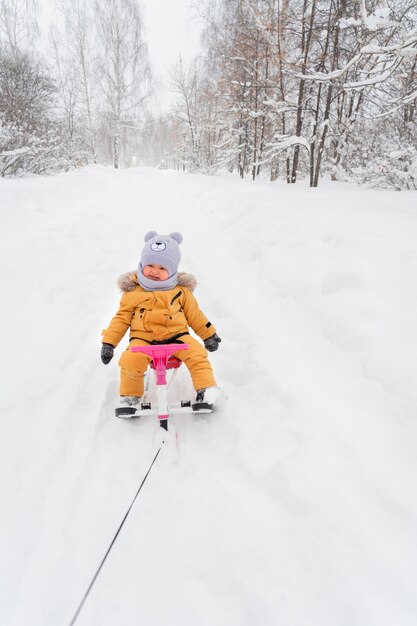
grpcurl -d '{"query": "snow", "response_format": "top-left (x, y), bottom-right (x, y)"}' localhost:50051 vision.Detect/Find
top-left (1, 166), bottom-right (417, 625)
top-left (345, 68), bottom-right (394, 89)
top-left (360, 43), bottom-right (383, 54)
top-left (339, 17), bottom-right (362, 29)
top-left (360, 1), bottom-right (398, 31)
top-left (397, 48), bottom-right (417, 58)
top-left (0, 147), bottom-right (30, 157)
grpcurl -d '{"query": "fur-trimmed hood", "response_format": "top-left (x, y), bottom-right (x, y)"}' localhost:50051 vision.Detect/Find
top-left (118, 271), bottom-right (197, 293)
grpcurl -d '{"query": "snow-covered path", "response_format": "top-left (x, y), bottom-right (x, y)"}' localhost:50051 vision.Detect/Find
top-left (1, 166), bottom-right (417, 626)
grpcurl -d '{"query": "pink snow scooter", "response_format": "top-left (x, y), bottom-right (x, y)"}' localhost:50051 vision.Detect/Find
top-left (123, 343), bottom-right (213, 431)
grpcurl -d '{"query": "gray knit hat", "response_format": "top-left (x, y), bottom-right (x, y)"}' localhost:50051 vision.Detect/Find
top-left (137, 230), bottom-right (183, 291)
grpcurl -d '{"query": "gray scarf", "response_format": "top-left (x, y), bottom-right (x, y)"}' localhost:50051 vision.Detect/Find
top-left (137, 265), bottom-right (179, 291)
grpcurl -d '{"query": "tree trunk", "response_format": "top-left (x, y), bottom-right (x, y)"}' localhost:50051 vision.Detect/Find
top-left (113, 132), bottom-right (120, 169)
top-left (290, 0), bottom-right (317, 183)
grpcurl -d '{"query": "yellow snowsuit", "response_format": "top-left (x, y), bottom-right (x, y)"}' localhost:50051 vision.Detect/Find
top-left (102, 272), bottom-right (217, 396)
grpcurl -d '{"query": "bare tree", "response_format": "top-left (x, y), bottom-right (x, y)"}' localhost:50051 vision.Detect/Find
top-left (59, 0), bottom-right (98, 161)
top-left (49, 0), bottom-right (99, 163)
top-left (170, 57), bottom-right (200, 169)
top-left (170, 56), bottom-right (220, 171)
top-left (94, 0), bottom-right (152, 168)
top-left (0, 0), bottom-right (38, 54)
top-left (0, 49), bottom-right (65, 176)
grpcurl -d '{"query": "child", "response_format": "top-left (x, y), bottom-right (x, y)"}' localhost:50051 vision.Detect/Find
top-left (101, 231), bottom-right (221, 417)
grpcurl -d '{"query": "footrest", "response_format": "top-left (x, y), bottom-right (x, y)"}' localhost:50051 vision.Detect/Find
top-left (115, 407), bottom-right (138, 419)
top-left (192, 402), bottom-right (214, 414)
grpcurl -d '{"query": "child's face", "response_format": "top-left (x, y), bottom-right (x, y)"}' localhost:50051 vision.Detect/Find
top-left (143, 264), bottom-right (169, 281)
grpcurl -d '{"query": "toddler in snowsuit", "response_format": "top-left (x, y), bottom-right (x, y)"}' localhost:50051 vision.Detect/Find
top-left (101, 231), bottom-right (221, 416)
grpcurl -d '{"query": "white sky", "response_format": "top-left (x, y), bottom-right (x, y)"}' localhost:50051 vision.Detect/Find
top-left (141, 0), bottom-right (203, 75)
top-left (141, 0), bottom-right (204, 111)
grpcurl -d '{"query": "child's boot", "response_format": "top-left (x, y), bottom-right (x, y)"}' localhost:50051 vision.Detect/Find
top-left (192, 386), bottom-right (220, 413)
top-left (115, 395), bottom-right (141, 418)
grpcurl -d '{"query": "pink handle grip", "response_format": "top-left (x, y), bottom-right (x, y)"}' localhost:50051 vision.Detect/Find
top-left (131, 343), bottom-right (189, 360)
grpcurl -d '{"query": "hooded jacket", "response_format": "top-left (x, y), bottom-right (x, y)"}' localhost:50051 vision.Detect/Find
top-left (101, 271), bottom-right (217, 347)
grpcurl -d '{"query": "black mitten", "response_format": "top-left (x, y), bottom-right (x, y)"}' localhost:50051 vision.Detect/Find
top-left (204, 333), bottom-right (221, 352)
top-left (101, 343), bottom-right (114, 364)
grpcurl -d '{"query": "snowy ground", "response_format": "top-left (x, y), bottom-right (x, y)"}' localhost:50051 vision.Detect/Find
top-left (1, 166), bottom-right (417, 626)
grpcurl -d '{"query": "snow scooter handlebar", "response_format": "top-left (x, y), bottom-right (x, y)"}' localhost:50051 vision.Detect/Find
top-left (131, 343), bottom-right (189, 385)
top-left (130, 343), bottom-right (190, 431)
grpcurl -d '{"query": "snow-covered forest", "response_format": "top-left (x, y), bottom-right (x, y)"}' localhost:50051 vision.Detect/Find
top-left (0, 0), bottom-right (416, 188)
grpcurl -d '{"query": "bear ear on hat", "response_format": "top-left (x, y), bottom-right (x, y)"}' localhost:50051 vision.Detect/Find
top-left (169, 232), bottom-right (183, 244)
top-left (144, 230), bottom-right (158, 242)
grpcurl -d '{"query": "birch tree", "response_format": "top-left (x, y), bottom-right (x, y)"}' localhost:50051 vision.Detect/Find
top-left (94, 0), bottom-right (151, 168)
